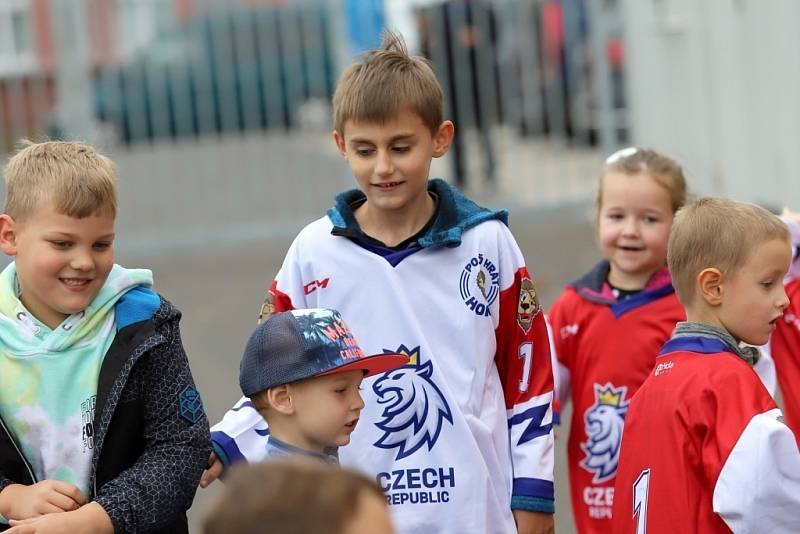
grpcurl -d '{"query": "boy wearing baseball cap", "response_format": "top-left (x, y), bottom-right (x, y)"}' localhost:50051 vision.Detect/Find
top-left (236, 308), bottom-right (408, 462)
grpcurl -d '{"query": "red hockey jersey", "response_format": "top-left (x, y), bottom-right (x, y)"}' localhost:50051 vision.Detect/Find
top-left (547, 262), bottom-right (684, 533)
top-left (612, 336), bottom-right (800, 534)
top-left (771, 277), bottom-right (800, 444)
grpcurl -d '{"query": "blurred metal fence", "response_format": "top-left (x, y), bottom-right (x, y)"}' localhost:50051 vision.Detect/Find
top-left (0, 0), bottom-right (626, 252)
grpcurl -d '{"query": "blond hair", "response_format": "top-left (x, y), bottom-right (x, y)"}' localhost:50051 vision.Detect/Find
top-left (597, 147), bottom-right (688, 214)
top-left (3, 140), bottom-right (117, 221)
top-left (333, 31), bottom-right (443, 135)
top-left (668, 197), bottom-right (790, 305)
top-left (204, 460), bottom-right (386, 534)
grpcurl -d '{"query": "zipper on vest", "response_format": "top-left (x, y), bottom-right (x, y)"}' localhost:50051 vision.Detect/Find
top-left (0, 414), bottom-right (36, 483)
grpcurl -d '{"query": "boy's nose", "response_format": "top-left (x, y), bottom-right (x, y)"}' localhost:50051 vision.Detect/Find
top-left (353, 390), bottom-right (366, 410)
top-left (374, 151), bottom-right (394, 177)
top-left (69, 250), bottom-right (94, 271)
top-left (777, 288), bottom-right (790, 310)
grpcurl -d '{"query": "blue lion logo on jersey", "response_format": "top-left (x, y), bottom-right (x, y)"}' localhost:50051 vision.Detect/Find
top-left (580, 383), bottom-right (629, 483)
top-left (373, 345), bottom-right (453, 460)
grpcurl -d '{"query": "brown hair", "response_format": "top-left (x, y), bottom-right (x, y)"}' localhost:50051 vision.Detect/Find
top-left (597, 147), bottom-right (688, 215)
top-left (203, 459), bottom-right (387, 534)
top-left (3, 140), bottom-right (117, 222)
top-left (333, 31), bottom-right (443, 135)
top-left (667, 197), bottom-right (790, 305)
top-left (249, 389), bottom-right (271, 418)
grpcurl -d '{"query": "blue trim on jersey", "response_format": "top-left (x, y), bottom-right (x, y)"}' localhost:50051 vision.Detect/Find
top-left (508, 404), bottom-right (552, 445)
top-left (115, 286), bottom-right (160, 330)
top-left (512, 477), bottom-right (555, 500)
top-left (659, 336), bottom-right (736, 356)
top-left (358, 241), bottom-right (424, 266)
top-left (573, 260), bottom-right (676, 317)
top-left (327, 178), bottom-right (507, 249)
top-left (610, 284), bottom-right (675, 318)
top-left (210, 441), bottom-right (231, 468)
top-left (511, 495), bottom-right (555, 514)
top-left (210, 430), bottom-right (247, 467)
top-left (231, 400), bottom-right (255, 412)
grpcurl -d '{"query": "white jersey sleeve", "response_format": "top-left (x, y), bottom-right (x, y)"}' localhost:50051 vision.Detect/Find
top-left (713, 408), bottom-right (800, 533)
top-left (545, 315), bottom-right (571, 411)
top-left (211, 227), bottom-right (311, 466)
top-left (210, 397), bottom-right (269, 465)
top-left (493, 226), bottom-right (556, 511)
top-left (754, 343), bottom-right (777, 395)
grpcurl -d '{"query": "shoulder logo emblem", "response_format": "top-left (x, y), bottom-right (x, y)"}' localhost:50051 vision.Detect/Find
top-left (257, 292), bottom-right (275, 324)
top-left (580, 383), bottom-right (629, 483)
top-left (179, 385), bottom-right (205, 425)
top-left (373, 346), bottom-right (453, 460)
top-left (517, 277), bottom-right (541, 333)
top-left (460, 253), bottom-right (500, 317)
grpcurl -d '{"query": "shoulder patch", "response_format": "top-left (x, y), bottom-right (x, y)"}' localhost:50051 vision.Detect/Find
top-left (257, 292), bottom-right (275, 324)
top-left (179, 385), bottom-right (205, 425)
top-left (517, 277), bottom-right (541, 333)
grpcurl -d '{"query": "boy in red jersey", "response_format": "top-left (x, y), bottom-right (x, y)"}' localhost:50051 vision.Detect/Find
top-left (612, 198), bottom-right (800, 533)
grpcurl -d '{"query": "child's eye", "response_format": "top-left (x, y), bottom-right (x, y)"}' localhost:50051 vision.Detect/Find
top-left (605, 213), bottom-right (624, 221)
top-left (393, 146), bottom-right (411, 153)
top-left (355, 148), bottom-right (374, 157)
top-left (50, 241), bottom-right (71, 249)
top-left (644, 216), bottom-right (660, 224)
top-left (334, 388), bottom-right (347, 394)
top-left (93, 242), bottom-right (112, 251)
top-left (761, 281), bottom-right (775, 289)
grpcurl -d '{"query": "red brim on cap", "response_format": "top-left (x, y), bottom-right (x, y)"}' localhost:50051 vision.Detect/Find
top-left (319, 352), bottom-right (410, 378)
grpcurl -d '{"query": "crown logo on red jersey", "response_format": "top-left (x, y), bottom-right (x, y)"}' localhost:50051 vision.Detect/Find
top-left (596, 386), bottom-right (623, 407)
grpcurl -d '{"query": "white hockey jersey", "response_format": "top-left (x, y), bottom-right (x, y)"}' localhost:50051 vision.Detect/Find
top-left (212, 180), bottom-right (556, 534)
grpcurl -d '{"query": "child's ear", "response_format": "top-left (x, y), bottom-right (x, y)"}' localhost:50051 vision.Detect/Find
top-left (333, 130), bottom-right (347, 159)
top-left (697, 267), bottom-right (724, 306)
top-left (267, 385), bottom-right (294, 415)
top-left (0, 214), bottom-right (18, 256)
top-left (432, 120), bottom-right (455, 158)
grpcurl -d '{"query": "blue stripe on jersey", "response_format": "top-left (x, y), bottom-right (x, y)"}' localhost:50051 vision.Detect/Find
top-left (210, 430), bottom-right (248, 467)
top-left (512, 477), bottom-right (555, 500)
top-left (508, 403), bottom-right (552, 445)
top-left (356, 241), bottom-right (424, 266)
top-left (610, 284), bottom-right (675, 318)
top-left (658, 336), bottom-right (736, 356)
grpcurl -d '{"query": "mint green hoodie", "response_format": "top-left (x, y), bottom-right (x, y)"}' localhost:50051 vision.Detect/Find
top-left (0, 263), bottom-right (153, 497)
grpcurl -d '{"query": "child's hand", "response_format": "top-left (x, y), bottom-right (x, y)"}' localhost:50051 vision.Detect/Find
top-left (513, 510), bottom-right (554, 534)
top-left (0, 481), bottom-right (85, 520)
top-left (199, 451), bottom-right (223, 488)
top-left (6, 502), bottom-right (113, 534)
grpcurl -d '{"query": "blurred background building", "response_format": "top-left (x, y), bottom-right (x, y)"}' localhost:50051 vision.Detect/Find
top-left (0, 1), bottom-right (797, 532)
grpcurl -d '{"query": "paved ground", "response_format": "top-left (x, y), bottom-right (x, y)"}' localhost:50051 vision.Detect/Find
top-left (115, 200), bottom-right (598, 534)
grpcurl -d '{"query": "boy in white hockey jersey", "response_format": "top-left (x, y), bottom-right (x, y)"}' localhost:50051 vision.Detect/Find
top-left (612, 198), bottom-right (800, 533)
top-left (203, 33), bottom-right (556, 534)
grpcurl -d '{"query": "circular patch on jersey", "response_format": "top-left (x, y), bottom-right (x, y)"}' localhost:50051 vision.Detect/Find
top-left (459, 253), bottom-right (500, 317)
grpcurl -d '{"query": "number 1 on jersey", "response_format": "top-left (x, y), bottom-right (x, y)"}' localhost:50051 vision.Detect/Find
top-left (518, 342), bottom-right (533, 392)
top-left (632, 468), bottom-right (651, 534)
